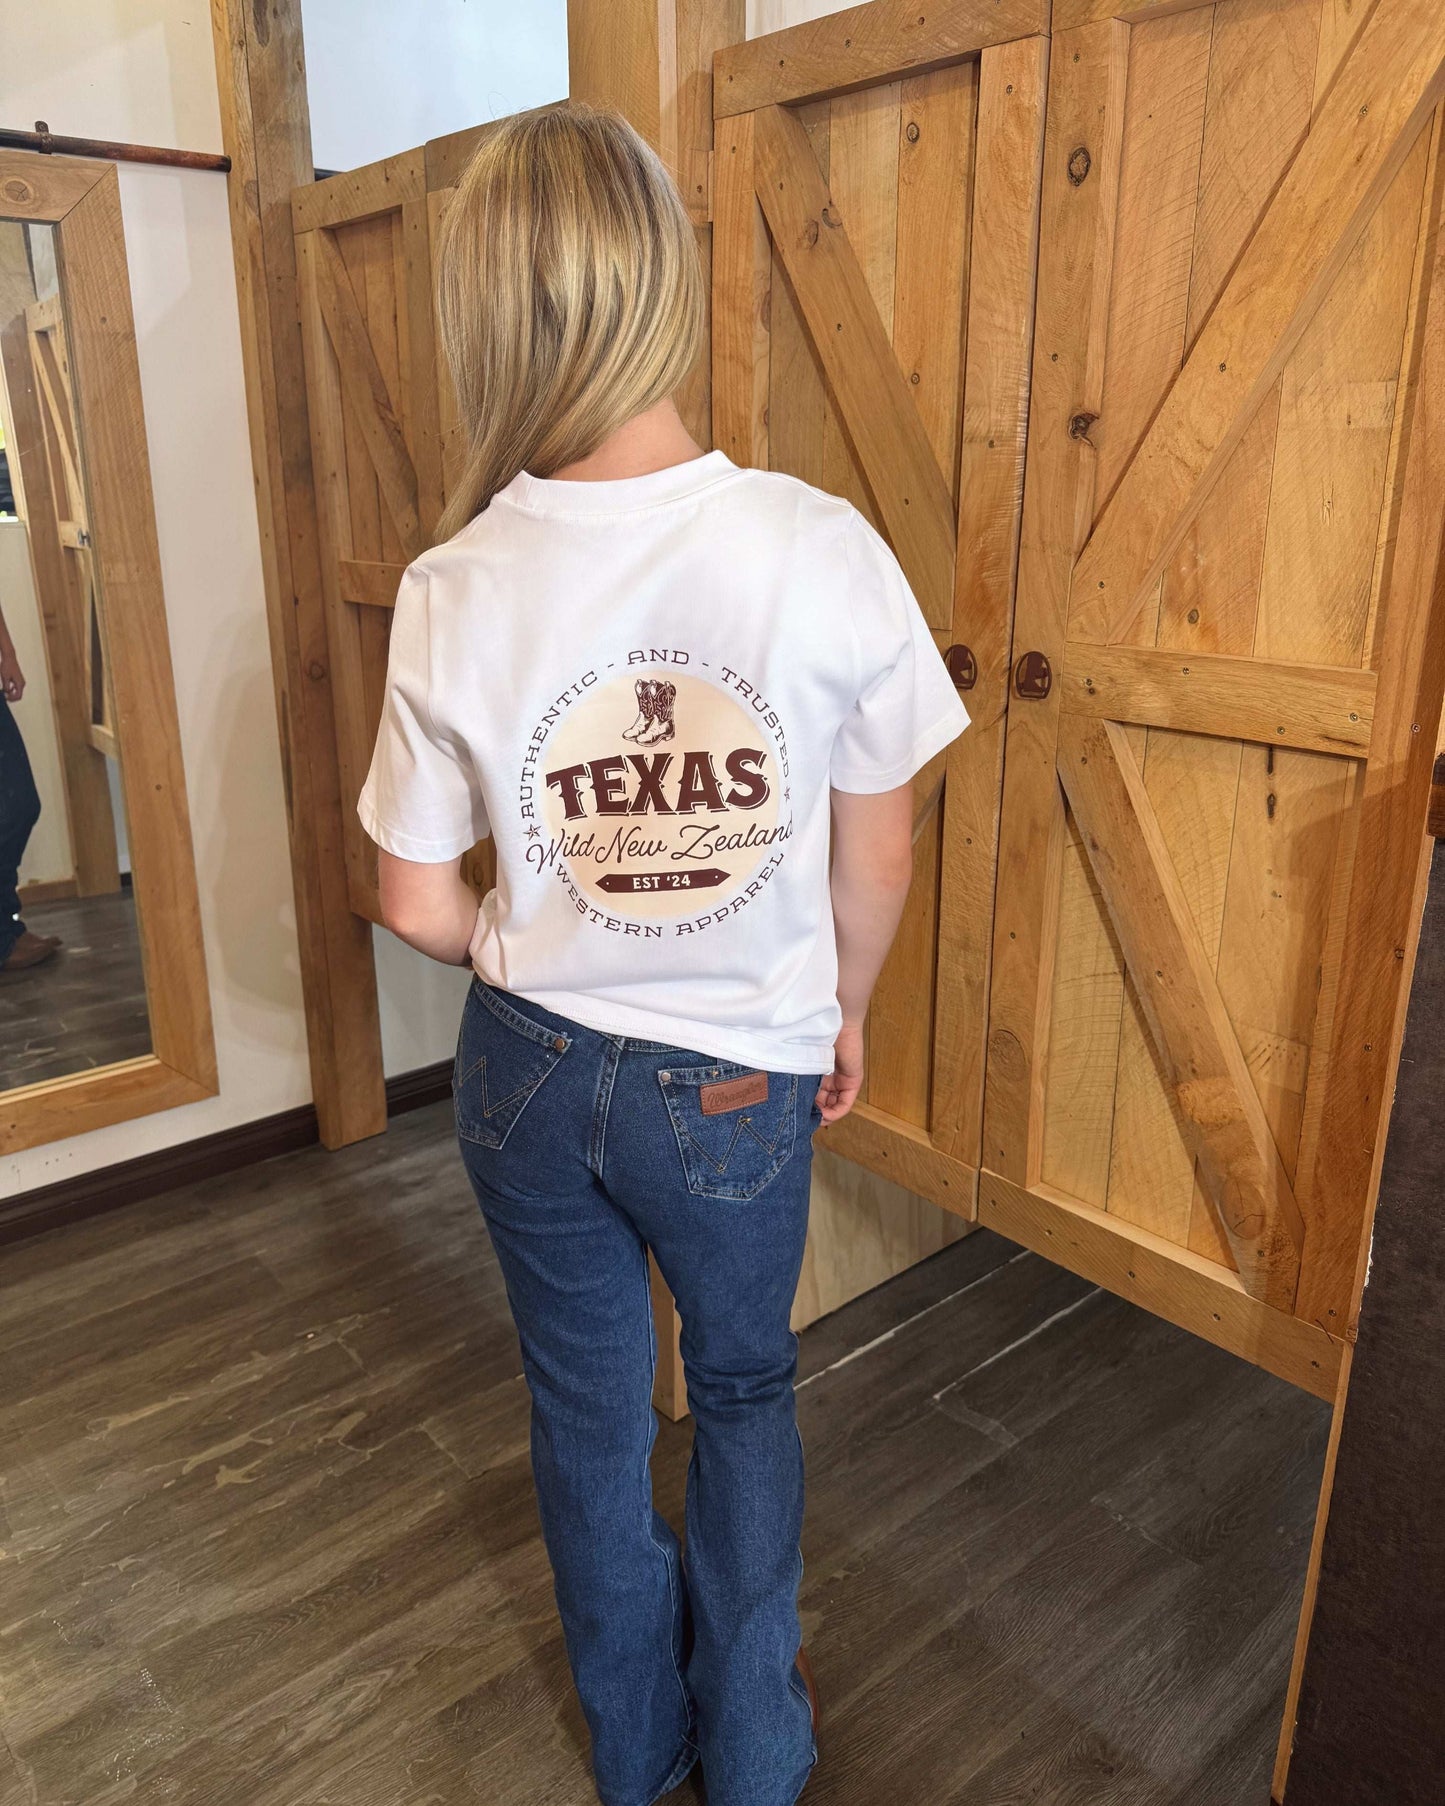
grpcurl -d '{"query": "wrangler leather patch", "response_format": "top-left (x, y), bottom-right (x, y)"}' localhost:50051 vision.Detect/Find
top-left (699, 1071), bottom-right (769, 1116)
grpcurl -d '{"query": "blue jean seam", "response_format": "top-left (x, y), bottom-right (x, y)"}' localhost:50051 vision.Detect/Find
top-left (785, 1318), bottom-right (817, 1788)
top-left (636, 1736), bottom-right (699, 1806)
top-left (476, 978), bottom-right (573, 1050)
top-left (642, 1241), bottom-right (696, 1751)
top-left (589, 1038), bottom-right (621, 1177)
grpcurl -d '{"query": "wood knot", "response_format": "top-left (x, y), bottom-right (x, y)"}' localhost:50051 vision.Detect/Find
top-left (987, 1027), bottom-right (1025, 1080)
top-left (1068, 411), bottom-right (1099, 446)
top-left (1067, 146), bottom-right (1092, 186)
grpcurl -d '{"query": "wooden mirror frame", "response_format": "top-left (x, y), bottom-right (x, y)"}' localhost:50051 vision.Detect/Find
top-left (0, 150), bottom-right (217, 1151)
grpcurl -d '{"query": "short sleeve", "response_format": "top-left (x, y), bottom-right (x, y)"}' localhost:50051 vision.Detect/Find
top-left (356, 564), bottom-right (490, 860)
top-left (828, 514), bottom-right (970, 793)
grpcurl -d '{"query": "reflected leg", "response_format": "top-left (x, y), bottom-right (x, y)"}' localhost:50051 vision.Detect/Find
top-left (0, 698), bottom-right (41, 961)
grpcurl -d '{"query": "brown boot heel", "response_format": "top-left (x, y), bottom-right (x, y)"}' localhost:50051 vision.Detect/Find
top-left (796, 1645), bottom-right (820, 1736)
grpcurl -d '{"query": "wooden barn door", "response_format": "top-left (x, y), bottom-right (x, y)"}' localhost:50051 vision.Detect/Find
top-left (712, 2), bottom-right (1051, 1203)
top-left (292, 143), bottom-right (493, 924)
top-left (981, 0), bottom-right (1445, 1397)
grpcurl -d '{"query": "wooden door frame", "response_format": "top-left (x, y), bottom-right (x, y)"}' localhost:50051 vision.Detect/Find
top-left (211, 0), bottom-right (387, 1150)
top-left (0, 151), bottom-right (218, 1151)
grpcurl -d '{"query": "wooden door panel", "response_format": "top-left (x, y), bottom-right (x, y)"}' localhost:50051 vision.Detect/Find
top-left (715, 12), bottom-right (1049, 1183)
top-left (1071, 1), bottom-right (1445, 641)
top-left (293, 151), bottom-right (492, 923)
top-left (1057, 713), bottom-right (1305, 1309)
top-left (982, 0), bottom-right (1445, 1394)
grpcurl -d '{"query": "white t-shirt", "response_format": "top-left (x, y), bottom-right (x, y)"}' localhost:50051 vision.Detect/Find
top-left (358, 450), bottom-right (969, 1073)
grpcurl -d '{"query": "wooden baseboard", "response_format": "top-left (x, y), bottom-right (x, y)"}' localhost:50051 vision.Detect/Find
top-left (384, 1059), bottom-right (453, 1117)
top-left (18, 875), bottom-right (81, 907)
top-left (0, 1059), bottom-right (452, 1247)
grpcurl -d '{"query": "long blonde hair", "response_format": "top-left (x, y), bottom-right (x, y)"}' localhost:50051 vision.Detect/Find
top-left (435, 102), bottom-right (704, 537)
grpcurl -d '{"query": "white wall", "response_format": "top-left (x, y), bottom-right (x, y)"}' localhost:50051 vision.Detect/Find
top-left (747, 0), bottom-right (843, 33)
top-left (302, 0), bottom-right (569, 172)
top-left (0, 523), bottom-right (73, 887)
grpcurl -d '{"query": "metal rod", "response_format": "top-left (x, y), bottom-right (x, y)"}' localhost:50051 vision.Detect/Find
top-left (0, 122), bottom-right (231, 174)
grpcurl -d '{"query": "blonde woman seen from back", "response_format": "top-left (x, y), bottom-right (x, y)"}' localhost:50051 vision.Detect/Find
top-left (361, 102), bottom-right (970, 1806)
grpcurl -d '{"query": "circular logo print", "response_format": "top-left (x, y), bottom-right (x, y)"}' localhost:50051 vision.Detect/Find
top-left (537, 668), bottom-right (788, 920)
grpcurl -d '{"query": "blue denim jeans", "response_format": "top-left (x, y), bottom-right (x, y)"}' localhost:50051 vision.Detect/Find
top-left (0, 698), bottom-right (41, 963)
top-left (454, 978), bottom-right (820, 1806)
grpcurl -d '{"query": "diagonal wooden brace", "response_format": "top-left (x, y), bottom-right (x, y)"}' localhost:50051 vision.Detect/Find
top-left (1057, 714), bottom-right (1305, 1310)
top-left (751, 100), bottom-right (957, 628)
top-left (312, 228), bottom-right (423, 555)
top-left (1070, 0), bottom-right (1445, 645)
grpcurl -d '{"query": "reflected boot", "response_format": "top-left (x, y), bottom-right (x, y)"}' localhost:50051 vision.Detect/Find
top-left (637, 681), bottom-right (676, 745)
top-left (623, 678), bottom-right (656, 741)
top-left (0, 929), bottom-right (61, 977)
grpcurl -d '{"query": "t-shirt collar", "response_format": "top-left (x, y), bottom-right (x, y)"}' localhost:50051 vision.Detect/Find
top-left (501, 449), bottom-right (737, 516)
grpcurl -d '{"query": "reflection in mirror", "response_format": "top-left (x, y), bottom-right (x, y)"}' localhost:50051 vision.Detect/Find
top-left (0, 217), bottom-right (150, 1087)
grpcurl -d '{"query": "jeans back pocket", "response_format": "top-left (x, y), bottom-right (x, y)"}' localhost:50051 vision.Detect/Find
top-left (659, 1062), bottom-right (798, 1201)
top-left (454, 983), bottom-right (571, 1150)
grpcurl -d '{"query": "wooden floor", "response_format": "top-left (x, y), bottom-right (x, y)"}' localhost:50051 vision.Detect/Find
top-left (0, 1103), bottom-right (1330, 1805)
top-left (0, 889), bottom-right (149, 1088)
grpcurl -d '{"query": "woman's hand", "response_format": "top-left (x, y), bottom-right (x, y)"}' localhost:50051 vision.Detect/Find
top-left (816, 1020), bottom-right (865, 1124)
top-left (0, 645), bottom-right (24, 703)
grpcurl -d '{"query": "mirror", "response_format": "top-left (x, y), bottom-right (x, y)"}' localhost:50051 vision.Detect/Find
top-left (0, 150), bottom-right (215, 1152)
top-left (0, 218), bottom-right (150, 1087)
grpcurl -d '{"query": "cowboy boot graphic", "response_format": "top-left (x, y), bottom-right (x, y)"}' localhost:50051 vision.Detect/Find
top-left (622, 678), bottom-right (656, 742)
top-left (637, 680), bottom-right (676, 744)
